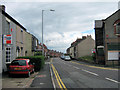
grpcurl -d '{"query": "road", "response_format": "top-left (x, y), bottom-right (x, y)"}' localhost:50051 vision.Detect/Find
top-left (50, 57), bottom-right (119, 89)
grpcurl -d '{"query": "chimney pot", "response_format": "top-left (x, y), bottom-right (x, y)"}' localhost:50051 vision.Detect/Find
top-left (0, 5), bottom-right (5, 11)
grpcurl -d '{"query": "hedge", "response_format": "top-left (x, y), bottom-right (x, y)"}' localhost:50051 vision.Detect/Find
top-left (16, 56), bottom-right (45, 71)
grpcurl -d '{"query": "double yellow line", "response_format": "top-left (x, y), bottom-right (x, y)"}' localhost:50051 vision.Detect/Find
top-left (50, 59), bottom-right (67, 90)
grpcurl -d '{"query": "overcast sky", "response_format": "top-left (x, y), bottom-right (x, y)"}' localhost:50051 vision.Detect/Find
top-left (1, 0), bottom-right (119, 53)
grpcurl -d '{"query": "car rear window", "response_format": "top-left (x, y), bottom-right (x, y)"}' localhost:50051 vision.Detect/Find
top-left (11, 60), bottom-right (27, 66)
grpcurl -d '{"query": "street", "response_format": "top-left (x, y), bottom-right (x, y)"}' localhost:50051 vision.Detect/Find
top-left (50, 58), bottom-right (119, 89)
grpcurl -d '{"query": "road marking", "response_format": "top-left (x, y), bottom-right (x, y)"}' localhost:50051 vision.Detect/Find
top-left (82, 69), bottom-right (99, 76)
top-left (50, 66), bottom-right (56, 90)
top-left (71, 61), bottom-right (118, 71)
top-left (105, 78), bottom-right (120, 84)
top-left (73, 66), bottom-right (80, 69)
top-left (51, 64), bottom-right (67, 90)
top-left (51, 64), bottom-right (63, 89)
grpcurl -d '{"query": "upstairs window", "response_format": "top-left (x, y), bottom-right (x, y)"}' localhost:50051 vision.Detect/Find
top-left (116, 22), bottom-right (120, 35)
top-left (114, 20), bottom-right (120, 36)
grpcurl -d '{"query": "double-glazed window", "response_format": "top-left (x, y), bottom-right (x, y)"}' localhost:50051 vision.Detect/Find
top-left (6, 47), bottom-right (11, 62)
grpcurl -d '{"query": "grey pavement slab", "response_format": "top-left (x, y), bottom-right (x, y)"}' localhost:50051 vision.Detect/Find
top-left (30, 62), bottom-right (53, 89)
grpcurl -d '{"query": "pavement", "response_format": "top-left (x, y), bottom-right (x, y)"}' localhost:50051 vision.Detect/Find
top-left (2, 59), bottom-right (54, 90)
top-left (30, 62), bottom-right (54, 89)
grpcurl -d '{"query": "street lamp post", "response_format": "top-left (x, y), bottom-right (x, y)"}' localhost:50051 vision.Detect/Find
top-left (41, 9), bottom-right (55, 56)
top-left (42, 10), bottom-right (44, 56)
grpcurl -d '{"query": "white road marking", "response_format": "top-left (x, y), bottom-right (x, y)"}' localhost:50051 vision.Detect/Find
top-left (105, 78), bottom-right (120, 84)
top-left (73, 66), bottom-right (80, 69)
top-left (82, 69), bottom-right (99, 76)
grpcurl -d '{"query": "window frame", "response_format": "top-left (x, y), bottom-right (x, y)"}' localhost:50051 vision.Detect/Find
top-left (114, 19), bottom-right (120, 36)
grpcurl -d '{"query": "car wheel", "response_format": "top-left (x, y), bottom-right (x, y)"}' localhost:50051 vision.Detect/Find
top-left (9, 73), bottom-right (12, 77)
top-left (32, 68), bottom-right (34, 73)
top-left (27, 71), bottom-right (30, 77)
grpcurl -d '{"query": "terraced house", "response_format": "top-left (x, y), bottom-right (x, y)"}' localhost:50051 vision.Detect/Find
top-left (67, 35), bottom-right (95, 59)
top-left (0, 5), bottom-right (39, 72)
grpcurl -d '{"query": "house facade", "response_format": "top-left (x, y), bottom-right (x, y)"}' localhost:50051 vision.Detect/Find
top-left (1, 6), bottom-right (18, 72)
top-left (32, 35), bottom-right (38, 56)
top-left (0, 6), bottom-right (3, 73)
top-left (24, 32), bottom-right (32, 56)
top-left (95, 9), bottom-right (120, 65)
top-left (16, 25), bottom-right (26, 57)
top-left (70, 46), bottom-right (74, 59)
top-left (1, 5), bottom-right (40, 72)
top-left (75, 35), bottom-right (95, 58)
top-left (67, 35), bottom-right (95, 59)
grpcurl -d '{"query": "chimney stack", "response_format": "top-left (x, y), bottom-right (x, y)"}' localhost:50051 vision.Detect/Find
top-left (82, 36), bottom-right (86, 39)
top-left (0, 5), bottom-right (5, 11)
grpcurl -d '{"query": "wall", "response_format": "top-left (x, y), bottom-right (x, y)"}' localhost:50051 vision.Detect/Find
top-left (24, 32), bottom-right (32, 56)
top-left (70, 47), bottom-right (74, 58)
top-left (76, 36), bottom-right (95, 58)
top-left (16, 25), bottom-right (25, 57)
top-left (0, 9), bottom-right (2, 74)
top-left (104, 10), bottom-right (120, 65)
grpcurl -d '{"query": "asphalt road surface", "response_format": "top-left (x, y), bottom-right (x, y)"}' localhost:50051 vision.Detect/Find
top-left (50, 57), bottom-right (119, 89)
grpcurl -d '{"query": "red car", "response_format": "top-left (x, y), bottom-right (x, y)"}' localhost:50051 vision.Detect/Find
top-left (9, 59), bottom-right (34, 77)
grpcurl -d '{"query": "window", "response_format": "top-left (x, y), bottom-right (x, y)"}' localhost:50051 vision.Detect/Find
top-left (114, 20), bottom-right (120, 36)
top-left (11, 60), bottom-right (27, 66)
top-left (6, 47), bottom-right (11, 62)
top-left (21, 28), bottom-right (23, 43)
top-left (116, 22), bottom-right (120, 35)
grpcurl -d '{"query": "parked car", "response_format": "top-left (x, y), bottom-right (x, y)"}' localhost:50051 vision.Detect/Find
top-left (60, 55), bottom-right (65, 60)
top-left (9, 59), bottom-right (34, 77)
top-left (64, 56), bottom-right (71, 61)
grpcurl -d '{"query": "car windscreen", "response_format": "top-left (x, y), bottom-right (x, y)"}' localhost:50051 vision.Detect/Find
top-left (11, 60), bottom-right (27, 66)
top-left (65, 56), bottom-right (70, 58)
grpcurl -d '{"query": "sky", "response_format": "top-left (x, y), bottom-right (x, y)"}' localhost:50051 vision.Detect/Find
top-left (1, 0), bottom-right (119, 53)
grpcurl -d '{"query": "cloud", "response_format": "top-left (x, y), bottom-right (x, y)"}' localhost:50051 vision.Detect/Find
top-left (1, 2), bottom-right (118, 53)
top-left (1, 0), bottom-right (120, 2)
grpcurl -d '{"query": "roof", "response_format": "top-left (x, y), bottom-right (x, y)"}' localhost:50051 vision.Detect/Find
top-left (40, 43), bottom-right (47, 49)
top-left (105, 9), bottom-right (120, 21)
top-left (0, 8), bottom-right (26, 31)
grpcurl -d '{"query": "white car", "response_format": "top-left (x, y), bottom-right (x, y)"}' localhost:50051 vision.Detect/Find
top-left (64, 56), bottom-right (71, 61)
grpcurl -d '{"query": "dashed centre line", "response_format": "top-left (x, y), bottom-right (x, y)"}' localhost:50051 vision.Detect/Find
top-left (73, 66), bottom-right (80, 69)
top-left (105, 78), bottom-right (120, 84)
top-left (82, 69), bottom-right (99, 76)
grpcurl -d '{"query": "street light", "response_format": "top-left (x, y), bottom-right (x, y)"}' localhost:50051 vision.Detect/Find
top-left (42, 9), bottom-right (55, 56)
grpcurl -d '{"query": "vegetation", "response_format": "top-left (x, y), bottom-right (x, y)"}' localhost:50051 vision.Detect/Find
top-left (17, 56), bottom-right (45, 71)
top-left (78, 56), bottom-right (94, 63)
top-left (34, 52), bottom-right (42, 56)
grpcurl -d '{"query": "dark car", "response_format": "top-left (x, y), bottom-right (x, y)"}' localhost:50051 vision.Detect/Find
top-left (9, 59), bottom-right (34, 77)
